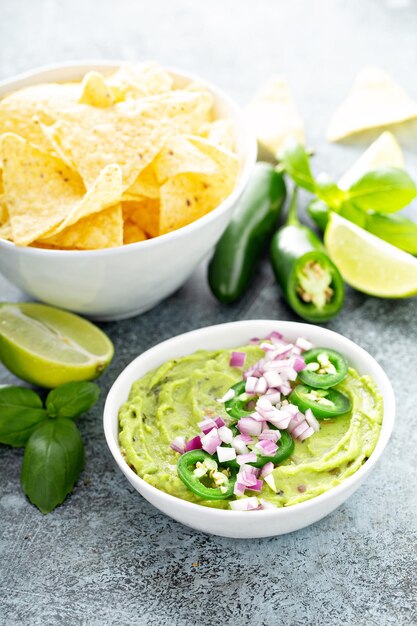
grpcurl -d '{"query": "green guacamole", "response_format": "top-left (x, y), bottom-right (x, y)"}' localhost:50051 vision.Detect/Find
top-left (118, 345), bottom-right (383, 509)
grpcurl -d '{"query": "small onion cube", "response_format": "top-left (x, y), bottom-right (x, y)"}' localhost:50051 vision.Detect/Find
top-left (279, 384), bottom-right (292, 396)
top-left (298, 425), bottom-right (316, 441)
top-left (264, 474), bottom-right (277, 492)
top-left (217, 446), bottom-right (236, 463)
top-left (231, 437), bottom-right (249, 455)
top-left (305, 408), bottom-right (320, 432)
top-left (263, 370), bottom-right (283, 388)
top-left (218, 425), bottom-right (234, 444)
top-left (267, 331), bottom-right (284, 343)
top-left (245, 376), bottom-right (258, 394)
top-left (198, 417), bottom-right (217, 434)
top-left (170, 436), bottom-right (186, 454)
top-left (293, 356), bottom-right (306, 372)
top-left (292, 421), bottom-right (310, 439)
top-left (214, 417), bottom-right (225, 428)
top-left (185, 435), bottom-right (202, 452)
top-left (201, 428), bottom-right (221, 455)
top-left (295, 337), bottom-right (313, 351)
top-left (237, 452), bottom-right (257, 466)
top-left (255, 439), bottom-right (278, 456)
top-left (259, 498), bottom-right (277, 509)
top-left (259, 429), bottom-right (281, 443)
top-left (230, 497), bottom-right (259, 511)
top-left (255, 376), bottom-right (268, 394)
top-left (260, 342), bottom-right (276, 352)
top-left (238, 469), bottom-right (258, 486)
top-left (238, 417), bottom-right (263, 436)
top-left (238, 433), bottom-right (254, 444)
top-left (287, 412), bottom-right (305, 434)
top-left (233, 482), bottom-right (246, 497)
top-left (259, 461), bottom-right (274, 478)
top-left (287, 368), bottom-right (298, 382)
top-left (217, 388), bottom-right (235, 403)
top-left (249, 337), bottom-right (260, 345)
top-left (247, 479), bottom-right (263, 492)
top-left (230, 351), bottom-right (246, 368)
top-left (265, 389), bottom-right (281, 405)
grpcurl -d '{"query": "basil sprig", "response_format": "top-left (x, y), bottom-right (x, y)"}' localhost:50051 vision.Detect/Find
top-left (279, 139), bottom-right (417, 254)
top-left (0, 381), bottom-right (100, 514)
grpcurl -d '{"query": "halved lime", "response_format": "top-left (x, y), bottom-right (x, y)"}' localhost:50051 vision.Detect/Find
top-left (324, 213), bottom-right (417, 297)
top-left (0, 303), bottom-right (114, 388)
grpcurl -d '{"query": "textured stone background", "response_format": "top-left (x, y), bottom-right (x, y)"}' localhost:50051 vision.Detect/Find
top-left (1, 1), bottom-right (417, 624)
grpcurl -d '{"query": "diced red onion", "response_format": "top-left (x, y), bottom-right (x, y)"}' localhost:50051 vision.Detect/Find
top-left (218, 388), bottom-right (235, 403)
top-left (214, 417), bottom-right (225, 428)
top-left (279, 384), bottom-right (292, 396)
top-left (264, 474), bottom-right (277, 492)
top-left (260, 342), bottom-right (276, 352)
top-left (233, 482), bottom-right (246, 497)
top-left (291, 421), bottom-right (310, 439)
top-left (287, 412), bottom-right (305, 434)
top-left (266, 331), bottom-right (284, 343)
top-left (263, 370), bottom-right (283, 388)
top-left (292, 346), bottom-right (302, 355)
top-left (230, 497), bottom-right (259, 511)
top-left (259, 461), bottom-right (274, 478)
top-left (268, 409), bottom-right (292, 430)
top-left (250, 411), bottom-right (267, 422)
top-left (245, 376), bottom-right (258, 394)
top-left (216, 446), bottom-right (236, 463)
top-left (239, 464), bottom-right (259, 476)
top-left (286, 404), bottom-right (300, 417)
top-left (201, 428), bottom-right (221, 455)
top-left (218, 425), bottom-right (234, 444)
top-left (274, 343), bottom-right (294, 358)
top-left (259, 429), bottom-right (281, 443)
top-left (198, 417), bottom-right (218, 434)
top-left (287, 368), bottom-right (298, 382)
top-left (298, 426), bottom-right (316, 441)
top-left (255, 376), bottom-right (267, 394)
top-left (230, 351), bottom-right (246, 368)
top-left (231, 437), bottom-right (249, 455)
top-left (238, 469), bottom-right (259, 486)
top-left (170, 436), bottom-right (186, 454)
top-left (247, 479), bottom-right (263, 492)
top-left (259, 498), bottom-right (277, 509)
top-left (238, 433), bottom-right (254, 444)
top-left (237, 417), bottom-right (263, 436)
top-left (305, 408), bottom-right (320, 432)
top-left (295, 337), bottom-right (313, 351)
top-left (237, 452), bottom-right (257, 466)
top-left (265, 388), bottom-right (281, 405)
top-left (249, 337), bottom-right (260, 345)
top-left (254, 439), bottom-right (278, 456)
top-left (293, 356), bottom-right (306, 372)
top-left (185, 435), bottom-right (202, 452)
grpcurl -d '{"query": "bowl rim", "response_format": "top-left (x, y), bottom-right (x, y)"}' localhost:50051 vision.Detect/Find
top-left (0, 59), bottom-right (257, 257)
top-left (103, 319), bottom-right (395, 519)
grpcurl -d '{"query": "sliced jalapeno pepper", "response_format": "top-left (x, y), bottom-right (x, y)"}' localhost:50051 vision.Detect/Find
top-left (224, 380), bottom-right (254, 421)
top-left (289, 384), bottom-right (351, 419)
top-left (298, 348), bottom-right (348, 388)
top-left (219, 429), bottom-right (295, 469)
top-left (177, 450), bottom-right (237, 500)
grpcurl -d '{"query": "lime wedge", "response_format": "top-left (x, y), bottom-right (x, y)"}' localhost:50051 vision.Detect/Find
top-left (324, 212), bottom-right (417, 297)
top-left (0, 303), bottom-right (114, 388)
top-left (339, 131), bottom-right (404, 190)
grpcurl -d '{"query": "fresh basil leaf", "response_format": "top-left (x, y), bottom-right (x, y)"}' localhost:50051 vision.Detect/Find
top-left (279, 139), bottom-right (316, 193)
top-left (366, 212), bottom-right (417, 255)
top-left (46, 382), bottom-right (100, 420)
top-left (339, 201), bottom-right (368, 228)
top-left (315, 173), bottom-right (347, 209)
top-left (21, 418), bottom-right (84, 514)
top-left (0, 386), bottom-right (47, 447)
top-left (346, 167), bottom-right (417, 213)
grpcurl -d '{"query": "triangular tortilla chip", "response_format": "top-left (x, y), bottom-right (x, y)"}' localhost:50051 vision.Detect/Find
top-left (123, 163), bottom-right (160, 200)
top-left (46, 90), bottom-right (213, 189)
top-left (245, 76), bottom-right (304, 160)
top-left (1, 134), bottom-right (122, 245)
top-left (107, 62), bottom-right (173, 101)
top-left (39, 204), bottom-right (123, 249)
top-left (327, 66), bottom-right (417, 142)
top-left (202, 119), bottom-right (235, 151)
top-left (122, 198), bottom-right (160, 237)
top-left (339, 131), bottom-right (404, 190)
top-left (79, 71), bottom-right (115, 108)
top-left (154, 135), bottom-right (219, 183)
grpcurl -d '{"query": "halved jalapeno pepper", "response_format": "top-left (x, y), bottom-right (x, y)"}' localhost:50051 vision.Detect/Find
top-left (224, 380), bottom-right (254, 421)
top-left (298, 348), bottom-right (348, 389)
top-left (219, 429), bottom-right (295, 469)
top-left (177, 450), bottom-right (237, 500)
top-left (290, 384), bottom-right (351, 419)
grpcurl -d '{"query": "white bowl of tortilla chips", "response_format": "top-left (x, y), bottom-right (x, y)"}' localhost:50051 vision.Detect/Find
top-left (0, 61), bottom-right (256, 319)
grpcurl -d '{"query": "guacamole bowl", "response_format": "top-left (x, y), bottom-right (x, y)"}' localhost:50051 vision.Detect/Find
top-left (104, 320), bottom-right (395, 538)
top-left (0, 61), bottom-right (257, 320)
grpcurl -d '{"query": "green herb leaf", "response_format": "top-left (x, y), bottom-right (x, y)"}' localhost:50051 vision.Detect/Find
top-left (346, 167), bottom-right (417, 213)
top-left (339, 201), bottom-right (368, 228)
top-left (315, 173), bottom-right (347, 209)
top-left (21, 418), bottom-right (84, 514)
top-left (0, 386), bottom-right (47, 447)
top-left (365, 212), bottom-right (417, 255)
top-left (46, 382), bottom-right (100, 420)
top-left (279, 139), bottom-right (316, 193)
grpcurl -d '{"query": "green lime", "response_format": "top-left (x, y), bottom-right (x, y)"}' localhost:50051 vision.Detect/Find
top-left (0, 303), bottom-right (114, 388)
top-left (324, 212), bottom-right (417, 298)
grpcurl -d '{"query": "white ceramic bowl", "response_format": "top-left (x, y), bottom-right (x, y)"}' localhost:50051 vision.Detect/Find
top-left (104, 320), bottom-right (395, 538)
top-left (0, 61), bottom-right (257, 320)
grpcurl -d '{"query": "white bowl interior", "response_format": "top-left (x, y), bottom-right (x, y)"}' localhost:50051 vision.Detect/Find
top-left (104, 320), bottom-right (395, 538)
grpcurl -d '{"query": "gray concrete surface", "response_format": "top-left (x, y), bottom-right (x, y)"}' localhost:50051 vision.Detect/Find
top-left (1, 1), bottom-right (417, 624)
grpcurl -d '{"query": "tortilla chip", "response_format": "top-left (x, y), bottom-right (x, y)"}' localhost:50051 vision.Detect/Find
top-left (46, 90), bottom-right (212, 190)
top-left (159, 142), bottom-right (238, 234)
top-left (202, 119), bottom-right (235, 151)
top-left (123, 219), bottom-right (148, 244)
top-left (154, 135), bottom-right (219, 183)
top-left (0, 82), bottom-right (80, 150)
top-left (0, 220), bottom-right (12, 240)
top-left (122, 198), bottom-right (160, 237)
top-left (123, 163), bottom-right (160, 200)
top-left (79, 71), bottom-right (115, 108)
top-left (327, 66), bottom-right (417, 142)
top-left (107, 62), bottom-right (173, 101)
top-left (1, 134), bottom-right (122, 245)
top-left (40, 204), bottom-right (123, 249)
top-left (245, 76), bottom-right (304, 160)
